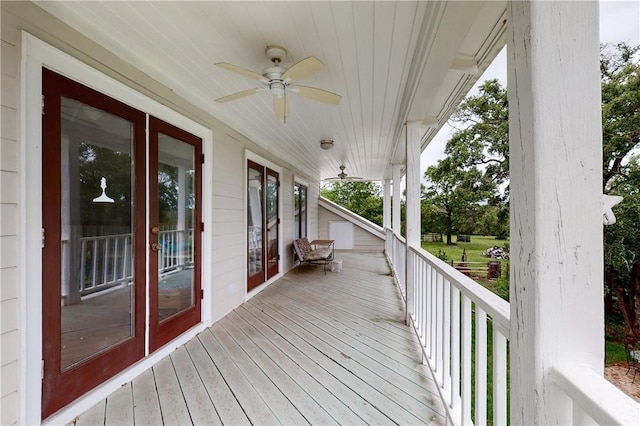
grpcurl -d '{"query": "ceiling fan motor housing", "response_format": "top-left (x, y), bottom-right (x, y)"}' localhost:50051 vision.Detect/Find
top-left (265, 45), bottom-right (287, 63)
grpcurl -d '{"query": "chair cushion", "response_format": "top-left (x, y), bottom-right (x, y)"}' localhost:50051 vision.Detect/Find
top-left (304, 247), bottom-right (332, 261)
top-left (297, 237), bottom-right (312, 255)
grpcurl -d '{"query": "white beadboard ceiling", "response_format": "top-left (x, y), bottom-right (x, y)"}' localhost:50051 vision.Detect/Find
top-left (35, 1), bottom-right (507, 181)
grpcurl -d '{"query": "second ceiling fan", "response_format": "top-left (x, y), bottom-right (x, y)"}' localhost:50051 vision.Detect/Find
top-left (325, 165), bottom-right (363, 181)
top-left (215, 45), bottom-right (341, 122)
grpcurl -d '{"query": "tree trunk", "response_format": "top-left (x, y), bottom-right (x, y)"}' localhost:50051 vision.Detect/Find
top-left (446, 210), bottom-right (453, 245)
top-left (609, 268), bottom-right (640, 343)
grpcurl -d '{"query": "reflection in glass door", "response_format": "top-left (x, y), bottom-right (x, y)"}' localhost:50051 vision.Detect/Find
top-left (266, 170), bottom-right (279, 280)
top-left (42, 69), bottom-right (146, 418)
top-left (247, 161), bottom-right (265, 290)
top-left (247, 161), bottom-right (279, 291)
top-left (149, 118), bottom-right (202, 351)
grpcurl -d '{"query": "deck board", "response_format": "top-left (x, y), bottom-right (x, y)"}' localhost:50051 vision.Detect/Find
top-left (73, 252), bottom-right (447, 425)
top-left (104, 383), bottom-right (133, 425)
top-left (170, 346), bottom-right (221, 425)
top-left (153, 356), bottom-right (192, 425)
top-left (131, 369), bottom-right (163, 426)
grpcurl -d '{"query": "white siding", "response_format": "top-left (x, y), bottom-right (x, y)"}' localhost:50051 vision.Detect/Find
top-left (1, 11), bottom-right (21, 424)
top-left (318, 208), bottom-right (384, 252)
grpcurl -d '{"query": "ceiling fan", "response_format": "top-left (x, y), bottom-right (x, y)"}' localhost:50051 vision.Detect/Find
top-left (215, 45), bottom-right (342, 122)
top-left (325, 165), bottom-right (364, 181)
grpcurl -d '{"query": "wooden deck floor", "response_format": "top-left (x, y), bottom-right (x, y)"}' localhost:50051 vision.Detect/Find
top-left (73, 252), bottom-right (447, 425)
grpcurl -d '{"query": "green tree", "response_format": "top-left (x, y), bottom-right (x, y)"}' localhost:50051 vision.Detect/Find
top-left (423, 157), bottom-right (495, 245)
top-left (605, 158), bottom-right (640, 342)
top-left (601, 43), bottom-right (640, 341)
top-left (602, 43), bottom-right (640, 189)
top-left (448, 79), bottom-right (509, 187)
top-left (321, 181), bottom-right (383, 226)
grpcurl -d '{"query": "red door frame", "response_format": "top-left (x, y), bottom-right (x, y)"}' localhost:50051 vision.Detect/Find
top-left (148, 117), bottom-right (203, 352)
top-left (41, 68), bottom-right (146, 419)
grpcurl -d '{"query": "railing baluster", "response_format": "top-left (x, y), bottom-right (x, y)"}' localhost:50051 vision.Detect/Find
top-left (102, 237), bottom-right (109, 286)
top-left (451, 286), bottom-right (461, 412)
top-left (461, 295), bottom-right (472, 425)
top-left (91, 239), bottom-right (98, 290)
top-left (442, 278), bottom-right (451, 391)
top-left (113, 237), bottom-right (119, 282)
top-left (475, 307), bottom-right (488, 426)
top-left (430, 265), bottom-right (437, 361)
top-left (80, 240), bottom-right (87, 292)
top-left (493, 329), bottom-right (507, 426)
top-left (422, 259), bottom-right (427, 344)
top-left (436, 272), bottom-right (443, 375)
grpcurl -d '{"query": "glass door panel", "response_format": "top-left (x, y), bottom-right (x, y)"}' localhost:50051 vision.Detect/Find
top-left (60, 97), bottom-right (135, 370)
top-left (266, 170), bottom-right (279, 279)
top-left (247, 161), bottom-right (264, 290)
top-left (149, 117), bottom-right (202, 351)
top-left (157, 134), bottom-right (195, 320)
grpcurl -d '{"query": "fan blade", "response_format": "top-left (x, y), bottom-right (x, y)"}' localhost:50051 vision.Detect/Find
top-left (215, 62), bottom-right (265, 81)
top-left (290, 85), bottom-right (342, 105)
top-left (215, 87), bottom-right (264, 103)
top-left (282, 57), bottom-right (324, 82)
top-left (273, 95), bottom-right (290, 121)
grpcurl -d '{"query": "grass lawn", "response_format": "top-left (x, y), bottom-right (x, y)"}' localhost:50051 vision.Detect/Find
top-left (421, 235), bottom-right (509, 264)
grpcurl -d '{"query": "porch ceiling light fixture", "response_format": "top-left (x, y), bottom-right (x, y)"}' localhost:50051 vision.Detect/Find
top-left (320, 139), bottom-right (334, 150)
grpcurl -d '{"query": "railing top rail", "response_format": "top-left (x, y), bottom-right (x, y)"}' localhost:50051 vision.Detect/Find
top-left (551, 365), bottom-right (640, 425)
top-left (386, 228), bottom-right (406, 244)
top-left (79, 233), bottom-right (132, 241)
top-left (408, 244), bottom-right (510, 336)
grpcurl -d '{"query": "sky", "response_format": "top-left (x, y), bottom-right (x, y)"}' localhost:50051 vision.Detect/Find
top-left (419, 0), bottom-right (640, 174)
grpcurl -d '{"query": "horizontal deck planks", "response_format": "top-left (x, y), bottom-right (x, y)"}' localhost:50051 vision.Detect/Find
top-left (73, 252), bottom-right (446, 425)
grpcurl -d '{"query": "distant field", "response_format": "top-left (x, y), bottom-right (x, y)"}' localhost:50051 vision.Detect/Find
top-left (421, 235), bottom-right (509, 264)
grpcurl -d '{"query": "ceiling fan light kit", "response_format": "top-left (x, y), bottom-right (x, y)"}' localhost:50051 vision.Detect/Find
top-left (320, 139), bottom-right (334, 150)
top-left (215, 44), bottom-right (342, 122)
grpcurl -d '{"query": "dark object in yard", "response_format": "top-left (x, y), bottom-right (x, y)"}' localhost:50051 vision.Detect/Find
top-left (485, 246), bottom-right (509, 259)
top-left (457, 234), bottom-right (471, 243)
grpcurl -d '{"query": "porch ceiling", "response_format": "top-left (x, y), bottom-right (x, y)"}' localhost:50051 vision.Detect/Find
top-left (35, 1), bottom-right (506, 181)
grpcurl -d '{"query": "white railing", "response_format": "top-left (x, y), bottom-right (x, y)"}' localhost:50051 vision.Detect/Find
top-left (158, 229), bottom-right (194, 273)
top-left (79, 233), bottom-right (133, 295)
top-left (386, 233), bottom-right (640, 426)
top-left (386, 229), bottom-right (406, 298)
top-left (551, 365), bottom-right (640, 425)
top-left (79, 229), bottom-right (193, 296)
top-left (385, 231), bottom-right (510, 425)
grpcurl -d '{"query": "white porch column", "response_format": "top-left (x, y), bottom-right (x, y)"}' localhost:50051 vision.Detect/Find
top-left (508, 2), bottom-right (603, 424)
top-left (383, 178), bottom-right (391, 230)
top-left (405, 121), bottom-right (421, 247)
top-left (392, 164), bottom-right (402, 234)
top-left (405, 121), bottom-right (422, 324)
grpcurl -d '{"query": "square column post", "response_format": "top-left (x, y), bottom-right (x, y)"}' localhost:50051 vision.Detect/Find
top-left (507, 2), bottom-right (603, 424)
top-left (383, 178), bottom-right (391, 231)
top-left (392, 164), bottom-right (402, 235)
top-left (405, 121), bottom-right (422, 324)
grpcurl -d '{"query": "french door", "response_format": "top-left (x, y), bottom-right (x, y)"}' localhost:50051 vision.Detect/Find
top-left (41, 69), bottom-right (202, 418)
top-left (247, 161), bottom-right (279, 291)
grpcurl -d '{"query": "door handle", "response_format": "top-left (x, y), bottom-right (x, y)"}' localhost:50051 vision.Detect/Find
top-left (150, 242), bottom-right (161, 252)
